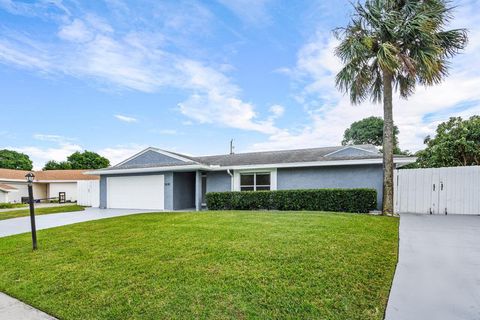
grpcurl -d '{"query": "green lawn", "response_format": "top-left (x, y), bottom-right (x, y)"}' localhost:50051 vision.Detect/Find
top-left (0, 211), bottom-right (398, 319)
top-left (0, 205), bottom-right (85, 220)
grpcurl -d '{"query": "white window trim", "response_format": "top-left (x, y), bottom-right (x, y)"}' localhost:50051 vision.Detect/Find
top-left (232, 168), bottom-right (277, 191)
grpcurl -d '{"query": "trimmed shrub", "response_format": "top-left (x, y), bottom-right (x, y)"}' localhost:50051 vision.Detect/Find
top-left (206, 188), bottom-right (377, 213)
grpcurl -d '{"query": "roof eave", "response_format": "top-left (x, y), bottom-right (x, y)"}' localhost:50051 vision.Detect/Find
top-left (86, 157), bottom-right (416, 174)
top-left (209, 157), bottom-right (415, 170)
top-left (86, 164), bottom-right (212, 175)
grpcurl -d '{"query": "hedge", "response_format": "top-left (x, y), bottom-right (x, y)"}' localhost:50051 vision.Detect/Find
top-left (205, 188), bottom-right (377, 213)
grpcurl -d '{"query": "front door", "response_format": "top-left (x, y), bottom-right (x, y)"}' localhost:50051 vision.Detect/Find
top-left (201, 174), bottom-right (207, 206)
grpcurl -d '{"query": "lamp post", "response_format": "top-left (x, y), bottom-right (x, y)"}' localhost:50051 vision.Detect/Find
top-left (25, 172), bottom-right (37, 250)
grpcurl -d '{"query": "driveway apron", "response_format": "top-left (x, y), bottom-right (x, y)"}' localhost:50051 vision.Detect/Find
top-left (386, 214), bottom-right (480, 320)
top-left (0, 208), bottom-right (155, 238)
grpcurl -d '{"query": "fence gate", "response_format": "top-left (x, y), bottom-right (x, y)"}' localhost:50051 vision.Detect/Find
top-left (77, 180), bottom-right (100, 207)
top-left (394, 166), bottom-right (480, 215)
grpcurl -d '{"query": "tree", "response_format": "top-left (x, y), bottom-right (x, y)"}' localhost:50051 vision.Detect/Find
top-left (0, 149), bottom-right (33, 170)
top-left (43, 160), bottom-right (72, 170)
top-left (342, 116), bottom-right (402, 153)
top-left (43, 151), bottom-right (110, 170)
top-left (334, 0), bottom-right (467, 215)
top-left (67, 151), bottom-right (110, 169)
top-left (416, 116), bottom-right (480, 168)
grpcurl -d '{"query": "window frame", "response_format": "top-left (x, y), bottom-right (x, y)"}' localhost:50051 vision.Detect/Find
top-left (240, 172), bottom-right (271, 191)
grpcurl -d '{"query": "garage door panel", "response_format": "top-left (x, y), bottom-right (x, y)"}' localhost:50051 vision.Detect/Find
top-left (107, 175), bottom-right (164, 210)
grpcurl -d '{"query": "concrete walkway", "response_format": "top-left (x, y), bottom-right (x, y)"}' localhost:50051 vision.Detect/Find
top-left (0, 207), bottom-right (155, 238)
top-left (0, 293), bottom-right (56, 320)
top-left (386, 214), bottom-right (480, 320)
top-left (0, 203), bottom-right (69, 213)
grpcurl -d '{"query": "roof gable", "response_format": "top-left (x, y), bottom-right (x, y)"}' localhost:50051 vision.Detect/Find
top-left (114, 148), bottom-right (195, 169)
top-left (325, 146), bottom-right (379, 158)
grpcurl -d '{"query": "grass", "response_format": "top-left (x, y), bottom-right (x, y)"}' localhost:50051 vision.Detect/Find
top-left (0, 211), bottom-right (398, 319)
top-left (0, 204), bottom-right (85, 220)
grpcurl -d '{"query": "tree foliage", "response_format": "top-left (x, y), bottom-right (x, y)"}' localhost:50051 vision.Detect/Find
top-left (0, 149), bottom-right (33, 170)
top-left (43, 151), bottom-right (110, 170)
top-left (334, 0), bottom-right (468, 104)
top-left (342, 116), bottom-right (401, 151)
top-left (43, 160), bottom-right (72, 170)
top-left (415, 116), bottom-right (480, 168)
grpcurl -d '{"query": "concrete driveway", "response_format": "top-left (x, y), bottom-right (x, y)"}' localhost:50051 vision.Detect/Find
top-left (0, 207), bottom-right (155, 238)
top-left (386, 214), bottom-right (480, 320)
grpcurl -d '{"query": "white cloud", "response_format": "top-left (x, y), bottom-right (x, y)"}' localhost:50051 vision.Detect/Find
top-left (0, 13), bottom-right (281, 135)
top-left (176, 59), bottom-right (281, 134)
top-left (6, 134), bottom-right (82, 169)
top-left (58, 19), bottom-right (93, 43)
top-left (158, 129), bottom-right (177, 135)
top-left (217, 0), bottom-right (272, 24)
top-left (96, 144), bottom-right (147, 166)
top-left (33, 134), bottom-right (74, 143)
top-left (9, 143), bottom-right (83, 170)
top-left (8, 140), bottom-right (147, 169)
top-left (114, 114), bottom-right (138, 123)
top-left (269, 104), bottom-right (285, 118)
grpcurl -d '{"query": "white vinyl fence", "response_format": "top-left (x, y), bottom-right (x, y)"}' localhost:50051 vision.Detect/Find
top-left (77, 180), bottom-right (100, 207)
top-left (394, 166), bottom-right (480, 215)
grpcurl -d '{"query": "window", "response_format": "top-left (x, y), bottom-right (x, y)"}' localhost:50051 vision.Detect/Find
top-left (240, 172), bottom-right (271, 191)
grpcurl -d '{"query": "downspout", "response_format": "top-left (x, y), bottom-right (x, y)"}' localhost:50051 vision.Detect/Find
top-left (227, 169), bottom-right (234, 191)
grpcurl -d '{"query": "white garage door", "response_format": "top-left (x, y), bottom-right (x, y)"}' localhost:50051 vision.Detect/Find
top-left (107, 175), bottom-right (164, 210)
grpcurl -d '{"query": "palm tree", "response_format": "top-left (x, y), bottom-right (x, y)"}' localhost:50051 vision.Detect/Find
top-left (334, 0), bottom-right (467, 215)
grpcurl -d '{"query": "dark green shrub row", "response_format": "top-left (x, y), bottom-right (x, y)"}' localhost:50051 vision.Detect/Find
top-left (206, 189), bottom-right (377, 213)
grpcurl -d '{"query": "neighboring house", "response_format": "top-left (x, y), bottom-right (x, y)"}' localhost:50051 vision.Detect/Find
top-left (88, 145), bottom-right (415, 211)
top-left (0, 183), bottom-right (18, 203)
top-left (0, 169), bottom-right (99, 203)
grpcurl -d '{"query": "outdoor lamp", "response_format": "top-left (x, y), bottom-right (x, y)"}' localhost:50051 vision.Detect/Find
top-left (25, 172), bottom-right (37, 250)
top-left (25, 172), bottom-right (35, 184)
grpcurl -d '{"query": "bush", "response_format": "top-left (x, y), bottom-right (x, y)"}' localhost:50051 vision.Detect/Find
top-left (206, 189), bottom-right (377, 213)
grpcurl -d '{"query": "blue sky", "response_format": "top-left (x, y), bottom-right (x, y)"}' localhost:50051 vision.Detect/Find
top-left (1, 0), bottom-right (479, 169)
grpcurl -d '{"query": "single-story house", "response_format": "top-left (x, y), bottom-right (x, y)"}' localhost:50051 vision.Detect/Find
top-left (0, 169), bottom-right (99, 203)
top-left (88, 145), bottom-right (415, 211)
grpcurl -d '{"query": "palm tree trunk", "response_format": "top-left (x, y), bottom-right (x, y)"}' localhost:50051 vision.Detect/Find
top-left (382, 71), bottom-right (394, 216)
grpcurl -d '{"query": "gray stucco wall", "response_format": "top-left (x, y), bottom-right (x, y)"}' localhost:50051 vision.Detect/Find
top-left (120, 150), bottom-right (185, 167)
top-left (277, 164), bottom-right (384, 208)
top-left (173, 172), bottom-right (195, 210)
top-left (206, 171), bottom-right (231, 193)
top-left (99, 165), bottom-right (383, 210)
top-left (99, 172), bottom-right (174, 210)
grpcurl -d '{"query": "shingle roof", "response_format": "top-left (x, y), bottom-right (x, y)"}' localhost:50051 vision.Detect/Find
top-left (194, 145), bottom-right (382, 166)
top-left (0, 169), bottom-right (99, 181)
top-left (112, 161), bottom-right (198, 170)
top-left (99, 145), bottom-right (390, 172)
top-left (34, 170), bottom-right (100, 181)
top-left (0, 168), bottom-right (29, 180)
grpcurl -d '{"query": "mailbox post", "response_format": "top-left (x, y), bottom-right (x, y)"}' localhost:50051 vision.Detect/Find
top-left (25, 172), bottom-right (37, 250)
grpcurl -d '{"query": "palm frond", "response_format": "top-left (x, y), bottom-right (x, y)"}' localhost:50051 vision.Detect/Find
top-left (334, 0), bottom-right (467, 103)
